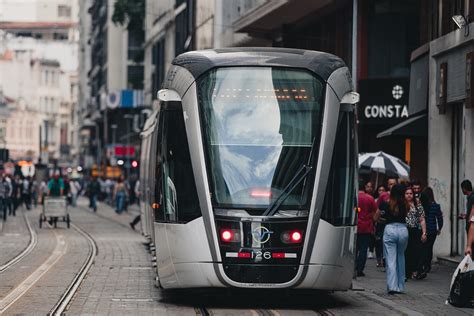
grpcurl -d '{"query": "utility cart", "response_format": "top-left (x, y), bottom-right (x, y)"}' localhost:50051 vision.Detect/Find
top-left (39, 197), bottom-right (70, 228)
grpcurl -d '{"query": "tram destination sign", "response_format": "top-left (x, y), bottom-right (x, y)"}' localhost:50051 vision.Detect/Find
top-left (358, 78), bottom-right (409, 125)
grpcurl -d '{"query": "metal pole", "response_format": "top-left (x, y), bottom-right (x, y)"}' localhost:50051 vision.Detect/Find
top-left (352, 0), bottom-right (358, 90)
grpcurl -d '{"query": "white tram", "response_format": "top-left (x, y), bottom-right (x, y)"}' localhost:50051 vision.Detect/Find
top-left (139, 48), bottom-right (359, 290)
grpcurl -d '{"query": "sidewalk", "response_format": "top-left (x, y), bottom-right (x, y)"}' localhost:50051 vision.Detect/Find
top-left (355, 256), bottom-right (472, 315)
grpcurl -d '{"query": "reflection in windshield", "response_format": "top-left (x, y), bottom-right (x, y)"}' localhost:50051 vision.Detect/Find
top-left (198, 67), bottom-right (324, 209)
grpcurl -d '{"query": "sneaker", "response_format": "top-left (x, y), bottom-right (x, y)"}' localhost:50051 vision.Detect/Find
top-left (368, 252), bottom-right (374, 259)
top-left (357, 271), bottom-right (365, 277)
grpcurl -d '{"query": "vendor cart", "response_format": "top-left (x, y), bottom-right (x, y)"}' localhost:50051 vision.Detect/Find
top-left (39, 197), bottom-right (70, 228)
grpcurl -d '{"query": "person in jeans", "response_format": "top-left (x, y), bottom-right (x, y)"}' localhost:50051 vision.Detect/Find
top-left (419, 187), bottom-right (443, 274)
top-left (356, 180), bottom-right (377, 277)
top-left (374, 184), bottom-right (409, 294)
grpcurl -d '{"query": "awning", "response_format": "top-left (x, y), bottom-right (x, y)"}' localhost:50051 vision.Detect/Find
top-left (376, 114), bottom-right (427, 138)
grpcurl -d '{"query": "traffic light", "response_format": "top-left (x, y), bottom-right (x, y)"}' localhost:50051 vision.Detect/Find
top-left (131, 160), bottom-right (138, 168)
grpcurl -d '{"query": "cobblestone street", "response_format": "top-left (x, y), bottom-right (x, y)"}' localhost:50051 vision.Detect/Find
top-left (0, 198), bottom-right (471, 315)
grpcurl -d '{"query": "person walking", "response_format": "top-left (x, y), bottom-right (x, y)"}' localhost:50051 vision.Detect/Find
top-left (87, 177), bottom-right (100, 212)
top-left (356, 181), bottom-right (377, 277)
top-left (4, 175), bottom-right (12, 217)
top-left (20, 176), bottom-right (31, 210)
top-left (418, 187), bottom-right (443, 274)
top-left (404, 186), bottom-right (427, 280)
top-left (130, 179), bottom-right (141, 230)
top-left (0, 175), bottom-right (7, 221)
top-left (460, 180), bottom-right (474, 235)
top-left (374, 184), bottom-right (409, 294)
top-left (113, 177), bottom-right (128, 214)
top-left (374, 184), bottom-right (387, 268)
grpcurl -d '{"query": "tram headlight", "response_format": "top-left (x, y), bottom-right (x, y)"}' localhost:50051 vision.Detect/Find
top-left (281, 230), bottom-right (304, 244)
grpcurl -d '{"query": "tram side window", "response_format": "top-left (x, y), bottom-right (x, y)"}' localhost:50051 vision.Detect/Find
top-left (161, 106), bottom-right (202, 223)
top-left (154, 112), bottom-right (165, 221)
top-left (321, 111), bottom-right (357, 226)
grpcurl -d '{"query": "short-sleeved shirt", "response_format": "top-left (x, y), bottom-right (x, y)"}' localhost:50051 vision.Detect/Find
top-left (377, 191), bottom-right (390, 208)
top-left (406, 203), bottom-right (425, 229)
top-left (379, 201), bottom-right (407, 224)
top-left (358, 192), bottom-right (377, 234)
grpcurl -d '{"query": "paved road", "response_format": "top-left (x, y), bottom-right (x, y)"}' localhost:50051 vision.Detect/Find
top-left (0, 199), bottom-right (472, 315)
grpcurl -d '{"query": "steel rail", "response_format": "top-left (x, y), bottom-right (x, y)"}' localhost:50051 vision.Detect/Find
top-left (47, 223), bottom-right (98, 316)
top-left (0, 210), bottom-right (38, 273)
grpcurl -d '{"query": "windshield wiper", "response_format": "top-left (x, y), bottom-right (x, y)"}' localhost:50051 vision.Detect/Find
top-left (262, 164), bottom-right (313, 217)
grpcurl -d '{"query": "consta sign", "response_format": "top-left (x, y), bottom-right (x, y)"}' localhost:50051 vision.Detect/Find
top-left (364, 104), bottom-right (409, 119)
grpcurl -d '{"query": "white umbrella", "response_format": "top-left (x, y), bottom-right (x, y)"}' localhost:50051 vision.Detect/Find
top-left (358, 151), bottom-right (410, 185)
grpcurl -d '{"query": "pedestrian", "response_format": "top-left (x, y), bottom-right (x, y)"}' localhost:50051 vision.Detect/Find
top-left (465, 211), bottom-right (474, 258)
top-left (47, 175), bottom-right (64, 197)
top-left (377, 177), bottom-right (398, 205)
top-left (374, 184), bottom-right (387, 268)
top-left (356, 180), bottom-right (377, 277)
top-left (0, 175), bottom-right (7, 221)
top-left (113, 177), bottom-right (127, 214)
top-left (130, 179), bottom-right (141, 230)
top-left (87, 176), bottom-right (100, 212)
top-left (418, 187), bottom-right (443, 274)
top-left (4, 175), bottom-right (12, 217)
top-left (20, 176), bottom-right (31, 210)
top-left (404, 186), bottom-right (427, 280)
top-left (11, 175), bottom-right (21, 215)
top-left (374, 184), bottom-right (409, 294)
top-left (105, 178), bottom-right (113, 205)
top-left (460, 180), bottom-right (474, 235)
top-left (364, 181), bottom-right (376, 259)
top-left (31, 176), bottom-right (39, 208)
top-left (69, 179), bottom-right (79, 207)
top-left (39, 179), bottom-right (49, 204)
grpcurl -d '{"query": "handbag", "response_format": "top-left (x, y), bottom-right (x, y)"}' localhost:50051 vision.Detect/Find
top-left (448, 255), bottom-right (474, 308)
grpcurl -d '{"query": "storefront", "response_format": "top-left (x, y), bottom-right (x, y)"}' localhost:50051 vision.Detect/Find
top-left (357, 78), bottom-right (427, 184)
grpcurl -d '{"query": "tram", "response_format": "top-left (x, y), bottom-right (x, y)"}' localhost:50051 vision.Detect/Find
top-left (140, 47), bottom-right (359, 290)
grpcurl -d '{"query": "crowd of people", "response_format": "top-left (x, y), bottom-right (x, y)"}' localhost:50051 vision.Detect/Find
top-left (0, 173), bottom-right (141, 223)
top-left (356, 177), bottom-right (445, 295)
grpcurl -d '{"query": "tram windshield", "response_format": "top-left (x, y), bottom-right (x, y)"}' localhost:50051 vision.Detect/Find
top-left (197, 67), bottom-right (325, 213)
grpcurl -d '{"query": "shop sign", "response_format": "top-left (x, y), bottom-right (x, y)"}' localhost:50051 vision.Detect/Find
top-left (358, 78), bottom-right (409, 125)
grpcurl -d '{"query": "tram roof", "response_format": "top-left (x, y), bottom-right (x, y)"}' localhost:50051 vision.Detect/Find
top-left (172, 47), bottom-right (346, 81)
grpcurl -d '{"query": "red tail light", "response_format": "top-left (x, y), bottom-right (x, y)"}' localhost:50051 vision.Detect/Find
top-left (220, 229), bottom-right (239, 243)
top-left (290, 231), bottom-right (302, 243)
top-left (281, 230), bottom-right (304, 244)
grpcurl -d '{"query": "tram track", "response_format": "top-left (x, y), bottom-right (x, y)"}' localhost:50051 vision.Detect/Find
top-left (0, 209), bottom-right (38, 273)
top-left (47, 223), bottom-right (98, 316)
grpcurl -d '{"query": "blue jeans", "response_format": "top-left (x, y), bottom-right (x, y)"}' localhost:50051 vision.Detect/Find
top-left (383, 223), bottom-right (408, 292)
top-left (116, 192), bottom-right (125, 214)
top-left (90, 194), bottom-right (97, 212)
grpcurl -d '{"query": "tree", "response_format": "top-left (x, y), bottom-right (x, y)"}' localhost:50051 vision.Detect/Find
top-left (111, 0), bottom-right (145, 33)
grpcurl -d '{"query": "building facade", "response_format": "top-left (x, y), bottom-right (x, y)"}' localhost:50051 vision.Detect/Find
top-left (85, 0), bottom-right (146, 176)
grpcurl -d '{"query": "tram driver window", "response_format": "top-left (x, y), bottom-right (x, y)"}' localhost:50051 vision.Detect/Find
top-left (321, 111), bottom-right (357, 226)
top-left (160, 104), bottom-right (201, 223)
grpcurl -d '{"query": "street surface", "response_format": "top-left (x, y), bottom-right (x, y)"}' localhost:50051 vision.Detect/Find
top-left (0, 199), bottom-right (471, 315)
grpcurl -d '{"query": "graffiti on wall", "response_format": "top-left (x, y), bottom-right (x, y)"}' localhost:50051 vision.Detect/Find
top-left (429, 177), bottom-right (449, 203)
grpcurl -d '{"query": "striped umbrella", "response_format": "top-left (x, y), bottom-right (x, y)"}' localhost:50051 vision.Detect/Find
top-left (358, 151), bottom-right (410, 179)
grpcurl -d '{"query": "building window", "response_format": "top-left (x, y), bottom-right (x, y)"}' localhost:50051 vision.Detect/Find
top-left (58, 5), bottom-right (71, 18)
top-left (127, 65), bottom-right (144, 89)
